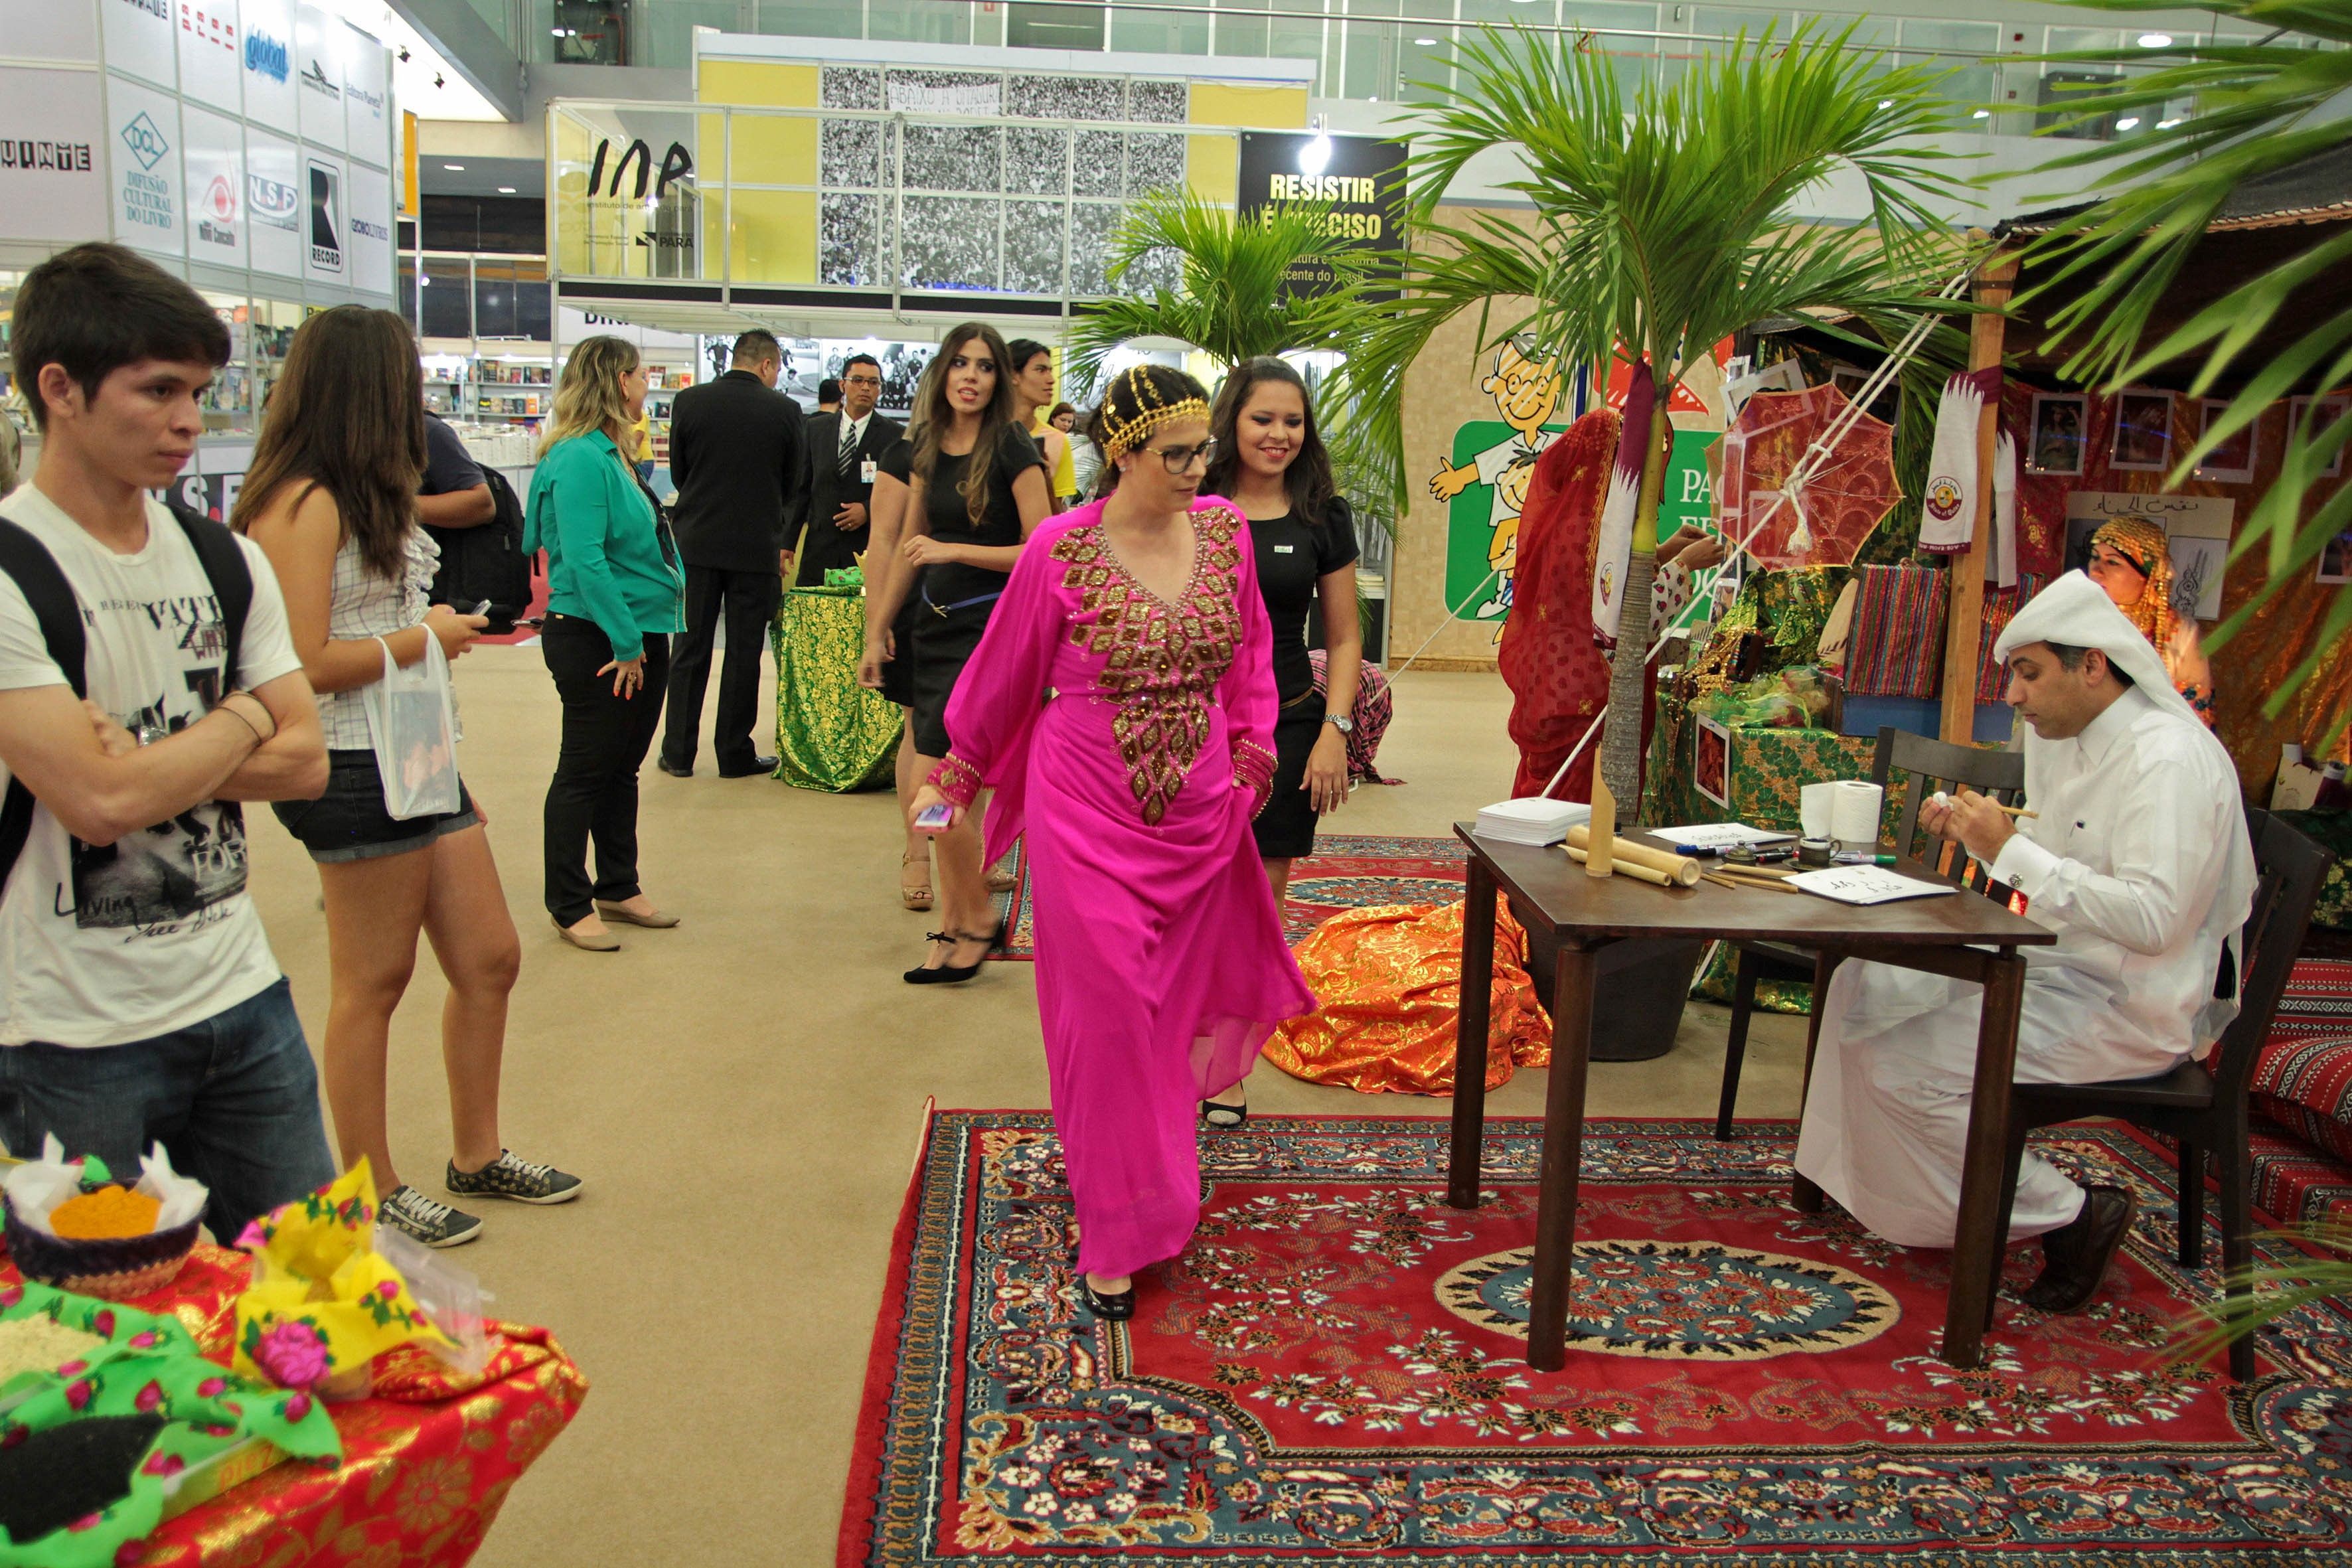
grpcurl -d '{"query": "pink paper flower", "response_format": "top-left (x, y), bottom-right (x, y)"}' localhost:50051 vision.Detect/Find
top-left (196, 1375), bottom-right (229, 1397)
top-left (134, 1380), bottom-right (165, 1413)
top-left (64, 1379), bottom-right (92, 1411)
top-left (57, 1360), bottom-right (88, 1378)
top-left (92, 1310), bottom-right (116, 1337)
top-left (284, 1391), bottom-right (313, 1422)
top-left (252, 1320), bottom-right (331, 1389)
top-left (130, 1332), bottom-right (159, 1350)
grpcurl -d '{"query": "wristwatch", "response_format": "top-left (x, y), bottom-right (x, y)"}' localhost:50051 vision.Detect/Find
top-left (1322, 713), bottom-right (1355, 735)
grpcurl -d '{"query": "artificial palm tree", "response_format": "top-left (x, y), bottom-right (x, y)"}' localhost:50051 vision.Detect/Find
top-left (1345, 23), bottom-right (1976, 807)
top-left (2019, 0), bottom-right (2352, 742)
top-left (1060, 188), bottom-right (1373, 393)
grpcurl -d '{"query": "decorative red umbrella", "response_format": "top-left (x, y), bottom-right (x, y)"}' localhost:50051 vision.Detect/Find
top-left (1715, 384), bottom-right (1899, 570)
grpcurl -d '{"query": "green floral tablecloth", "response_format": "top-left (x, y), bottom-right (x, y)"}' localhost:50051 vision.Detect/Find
top-left (770, 587), bottom-right (900, 793)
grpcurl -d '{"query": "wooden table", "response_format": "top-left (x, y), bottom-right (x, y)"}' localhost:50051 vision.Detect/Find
top-left (1447, 824), bottom-right (2055, 1373)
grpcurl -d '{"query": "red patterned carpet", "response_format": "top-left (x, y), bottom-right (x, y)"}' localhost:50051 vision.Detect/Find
top-left (992, 833), bottom-right (1466, 962)
top-left (838, 1113), bottom-right (2352, 1565)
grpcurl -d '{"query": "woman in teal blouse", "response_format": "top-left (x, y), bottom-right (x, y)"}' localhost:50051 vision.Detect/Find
top-left (526, 335), bottom-right (687, 950)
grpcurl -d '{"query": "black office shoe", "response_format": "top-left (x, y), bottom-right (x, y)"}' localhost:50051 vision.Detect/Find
top-left (655, 757), bottom-right (693, 778)
top-left (1081, 1278), bottom-right (1136, 1320)
top-left (901, 920), bottom-right (1006, 985)
top-left (2021, 1184), bottom-right (2139, 1314)
top-left (718, 755), bottom-right (777, 777)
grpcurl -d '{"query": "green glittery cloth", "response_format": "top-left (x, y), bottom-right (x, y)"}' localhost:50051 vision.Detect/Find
top-left (770, 588), bottom-right (900, 793)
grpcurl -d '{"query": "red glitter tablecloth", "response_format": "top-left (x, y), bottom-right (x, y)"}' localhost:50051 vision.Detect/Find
top-left (3, 1240), bottom-right (588, 1568)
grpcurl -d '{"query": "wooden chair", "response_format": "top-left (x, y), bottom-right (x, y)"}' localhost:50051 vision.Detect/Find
top-left (1984, 808), bottom-right (2333, 1381)
top-left (1713, 726), bottom-right (2027, 1140)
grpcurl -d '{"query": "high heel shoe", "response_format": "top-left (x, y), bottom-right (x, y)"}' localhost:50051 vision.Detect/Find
top-left (1201, 1097), bottom-right (1248, 1130)
top-left (1080, 1277), bottom-right (1136, 1320)
top-left (902, 918), bottom-right (1010, 986)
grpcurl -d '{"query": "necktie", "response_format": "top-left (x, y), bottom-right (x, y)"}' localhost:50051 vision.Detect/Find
top-left (837, 417), bottom-right (857, 479)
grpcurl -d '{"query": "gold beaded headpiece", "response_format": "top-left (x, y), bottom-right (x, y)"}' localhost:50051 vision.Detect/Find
top-left (1097, 365), bottom-right (1210, 463)
top-left (2089, 516), bottom-right (2177, 651)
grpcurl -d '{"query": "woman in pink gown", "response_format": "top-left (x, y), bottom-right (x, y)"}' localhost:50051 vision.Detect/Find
top-left (909, 365), bottom-right (1316, 1319)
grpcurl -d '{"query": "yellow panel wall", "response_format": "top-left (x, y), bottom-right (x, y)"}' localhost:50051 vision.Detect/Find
top-left (1188, 82), bottom-right (1309, 130)
top-left (730, 189), bottom-right (819, 285)
top-left (698, 60), bottom-right (821, 109)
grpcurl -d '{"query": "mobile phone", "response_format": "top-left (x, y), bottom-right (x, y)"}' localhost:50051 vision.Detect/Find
top-left (467, 599), bottom-right (495, 617)
top-left (914, 803), bottom-right (953, 830)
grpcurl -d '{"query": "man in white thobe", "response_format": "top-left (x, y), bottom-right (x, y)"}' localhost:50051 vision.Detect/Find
top-left (1794, 571), bottom-right (2254, 1312)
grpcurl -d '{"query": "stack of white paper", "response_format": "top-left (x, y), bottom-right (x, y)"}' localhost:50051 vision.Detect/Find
top-left (1475, 797), bottom-right (1593, 846)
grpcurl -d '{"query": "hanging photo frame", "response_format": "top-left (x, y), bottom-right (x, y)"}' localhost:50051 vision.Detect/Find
top-left (2026, 392), bottom-right (2087, 475)
top-left (2108, 388), bottom-right (2174, 472)
top-left (2289, 393), bottom-right (2350, 479)
top-left (2319, 530), bottom-right (2352, 584)
top-left (2192, 398), bottom-right (2256, 483)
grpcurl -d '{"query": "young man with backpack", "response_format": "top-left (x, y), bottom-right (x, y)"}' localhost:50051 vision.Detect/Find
top-left (418, 410), bottom-right (532, 634)
top-left (0, 243), bottom-right (336, 1242)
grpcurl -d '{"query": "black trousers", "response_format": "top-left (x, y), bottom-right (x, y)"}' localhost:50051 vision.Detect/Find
top-left (542, 616), bottom-right (670, 925)
top-left (661, 564), bottom-right (781, 773)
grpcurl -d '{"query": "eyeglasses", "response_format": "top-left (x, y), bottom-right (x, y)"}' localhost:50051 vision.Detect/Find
top-left (1144, 437), bottom-right (1216, 474)
top-left (843, 374), bottom-right (882, 388)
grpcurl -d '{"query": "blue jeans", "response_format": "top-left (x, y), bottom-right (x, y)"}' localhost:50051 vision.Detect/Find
top-left (0, 979), bottom-right (336, 1243)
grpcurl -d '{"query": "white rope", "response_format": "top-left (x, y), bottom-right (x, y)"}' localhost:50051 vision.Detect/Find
top-left (1533, 264), bottom-right (1980, 801)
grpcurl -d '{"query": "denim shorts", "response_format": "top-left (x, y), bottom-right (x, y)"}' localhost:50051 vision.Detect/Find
top-left (271, 748), bottom-right (479, 864)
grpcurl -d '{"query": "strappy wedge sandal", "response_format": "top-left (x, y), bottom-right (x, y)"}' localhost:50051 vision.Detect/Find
top-left (900, 854), bottom-right (934, 911)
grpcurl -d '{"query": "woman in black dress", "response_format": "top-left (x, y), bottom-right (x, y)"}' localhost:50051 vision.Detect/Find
top-left (866, 322), bottom-right (1051, 982)
top-left (857, 437), bottom-right (933, 909)
top-left (1198, 357), bottom-right (1362, 1121)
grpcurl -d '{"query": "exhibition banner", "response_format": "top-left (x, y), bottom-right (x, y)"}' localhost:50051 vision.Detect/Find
top-left (347, 161), bottom-right (393, 294)
top-left (183, 102), bottom-right (246, 267)
top-left (1236, 130), bottom-right (1405, 298)
top-left (177, 0), bottom-right (243, 114)
top-left (240, 0), bottom-right (297, 133)
top-left (0, 68), bottom-right (111, 244)
top-left (246, 125), bottom-right (303, 277)
top-left (295, 3), bottom-right (345, 153)
top-left (303, 148), bottom-right (347, 283)
top-left (343, 21), bottom-right (388, 161)
top-left (102, 0), bottom-right (179, 93)
top-left (9, 0), bottom-right (100, 64)
top-left (106, 73), bottom-right (185, 257)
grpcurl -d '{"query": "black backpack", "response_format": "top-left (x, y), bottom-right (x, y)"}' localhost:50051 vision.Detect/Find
top-left (0, 499), bottom-right (253, 892)
top-left (422, 467), bottom-right (533, 634)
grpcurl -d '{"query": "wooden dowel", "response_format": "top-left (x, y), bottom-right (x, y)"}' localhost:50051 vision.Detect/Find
top-left (1567, 845), bottom-right (1673, 886)
top-left (1703, 871), bottom-right (1799, 894)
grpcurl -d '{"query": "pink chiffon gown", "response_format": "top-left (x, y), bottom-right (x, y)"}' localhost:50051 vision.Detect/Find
top-left (931, 495), bottom-right (1316, 1281)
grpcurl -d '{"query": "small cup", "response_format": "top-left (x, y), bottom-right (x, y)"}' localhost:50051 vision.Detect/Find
top-left (1798, 836), bottom-right (1834, 868)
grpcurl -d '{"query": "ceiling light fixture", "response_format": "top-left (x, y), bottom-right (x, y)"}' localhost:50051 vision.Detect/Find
top-left (1877, 98), bottom-right (1891, 109)
top-left (497, 185), bottom-right (517, 194)
top-left (2157, 116), bottom-right (2183, 128)
top-left (2137, 32), bottom-right (2173, 47)
top-left (1415, 36), bottom-right (1437, 44)
top-left (1971, 108), bottom-right (1990, 119)
top-left (2114, 116), bottom-right (2140, 129)
top-left (443, 163), bottom-right (464, 171)
top-left (1298, 114), bottom-right (1334, 177)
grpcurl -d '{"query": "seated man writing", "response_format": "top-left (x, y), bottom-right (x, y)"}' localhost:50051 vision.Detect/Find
top-left (1794, 570), bottom-right (2254, 1313)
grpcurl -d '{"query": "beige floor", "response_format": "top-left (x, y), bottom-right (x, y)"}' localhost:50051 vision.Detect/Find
top-left (240, 646), bottom-right (1810, 1565)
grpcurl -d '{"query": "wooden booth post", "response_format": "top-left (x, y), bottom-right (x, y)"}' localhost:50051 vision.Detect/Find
top-left (1938, 248), bottom-right (2020, 742)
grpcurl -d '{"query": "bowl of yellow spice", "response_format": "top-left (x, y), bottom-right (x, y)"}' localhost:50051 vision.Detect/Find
top-left (1, 1142), bottom-right (206, 1302)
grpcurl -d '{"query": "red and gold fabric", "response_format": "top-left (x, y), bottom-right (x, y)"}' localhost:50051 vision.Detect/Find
top-left (2, 1241), bottom-right (589, 1568)
top-left (1263, 897), bottom-right (1553, 1095)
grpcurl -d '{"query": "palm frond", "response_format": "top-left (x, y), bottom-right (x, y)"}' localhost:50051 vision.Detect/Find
top-left (2173, 1220), bottom-right (2352, 1366)
top-left (2015, 1), bottom-right (2352, 718)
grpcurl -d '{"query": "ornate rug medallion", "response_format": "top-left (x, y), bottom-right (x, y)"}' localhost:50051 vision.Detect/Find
top-left (1435, 1238), bottom-right (1899, 1358)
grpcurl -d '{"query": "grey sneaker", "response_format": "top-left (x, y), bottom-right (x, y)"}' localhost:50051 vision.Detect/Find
top-left (380, 1184), bottom-right (483, 1248)
top-left (445, 1150), bottom-right (584, 1206)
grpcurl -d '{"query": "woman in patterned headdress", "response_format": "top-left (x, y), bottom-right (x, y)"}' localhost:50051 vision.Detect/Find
top-left (907, 364), bottom-right (1314, 1322)
top-left (2085, 516), bottom-right (2215, 726)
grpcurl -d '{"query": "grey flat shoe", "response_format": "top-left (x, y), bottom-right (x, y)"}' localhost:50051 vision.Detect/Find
top-left (594, 901), bottom-right (680, 929)
top-left (552, 914), bottom-right (620, 951)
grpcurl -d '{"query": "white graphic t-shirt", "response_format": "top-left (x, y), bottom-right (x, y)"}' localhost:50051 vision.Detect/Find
top-left (0, 484), bottom-right (303, 1048)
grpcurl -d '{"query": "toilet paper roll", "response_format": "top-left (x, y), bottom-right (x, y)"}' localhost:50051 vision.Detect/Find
top-left (1800, 781), bottom-right (1838, 840)
top-left (1829, 780), bottom-right (1883, 847)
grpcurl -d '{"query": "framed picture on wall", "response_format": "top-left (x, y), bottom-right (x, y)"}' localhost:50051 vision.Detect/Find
top-left (2192, 398), bottom-right (2257, 483)
top-left (2289, 393), bottom-right (2350, 478)
top-left (2321, 530), bottom-right (2352, 585)
top-left (1694, 714), bottom-right (1732, 809)
top-left (2027, 392), bottom-right (2088, 475)
top-left (2108, 388), bottom-right (2175, 472)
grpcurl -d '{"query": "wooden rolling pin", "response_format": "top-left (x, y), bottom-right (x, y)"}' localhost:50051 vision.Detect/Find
top-left (1567, 845), bottom-right (1673, 886)
top-left (1565, 825), bottom-right (1703, 888)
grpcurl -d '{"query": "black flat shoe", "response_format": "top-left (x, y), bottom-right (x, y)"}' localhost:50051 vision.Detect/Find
top-left (655, 757), bottom-right (692, 778)
top-left (1201, 1097), bottom-right (1247, 1130)
top-left (903, 932), bottom-right (979, 985)
top-left (2021, 1184), bottom-right (2138, 1314)
top-left (718, 755), bottom-right (777, 778)
top-left (1081, 1279), bottom-right (1136, 1320)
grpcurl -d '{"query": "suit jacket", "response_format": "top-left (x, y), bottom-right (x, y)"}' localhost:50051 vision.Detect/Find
top-left (666, 368), bottom-right (806, 576)
top-left (793, 409), bottom-right (906, 586)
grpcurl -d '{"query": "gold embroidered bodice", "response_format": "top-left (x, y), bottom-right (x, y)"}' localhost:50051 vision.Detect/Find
top-left (1050, 507), bottom-right (1247, 825)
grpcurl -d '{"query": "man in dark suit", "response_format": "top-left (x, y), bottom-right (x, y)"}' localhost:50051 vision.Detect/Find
top-left (793, 353), bottom-right (903, 588)
top-left (658, 329), bottom-right (806, 778)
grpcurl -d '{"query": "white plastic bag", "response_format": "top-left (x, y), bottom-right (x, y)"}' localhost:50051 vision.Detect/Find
top-left (363, 633), bottom-right (461, 820)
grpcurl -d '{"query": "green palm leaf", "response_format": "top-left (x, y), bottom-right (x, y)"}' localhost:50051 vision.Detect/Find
top-left (2017, 0), bottom-right (2352, 740)
top-left (1340, 21), bottom-right (1978, 805)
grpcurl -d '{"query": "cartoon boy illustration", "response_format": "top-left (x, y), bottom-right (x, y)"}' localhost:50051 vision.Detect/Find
top-left (1429, 335), bottom-right (1563, 629)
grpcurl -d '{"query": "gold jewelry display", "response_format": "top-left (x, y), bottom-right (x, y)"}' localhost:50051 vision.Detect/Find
top-left (1097, 366), bottom-right (1209, 463)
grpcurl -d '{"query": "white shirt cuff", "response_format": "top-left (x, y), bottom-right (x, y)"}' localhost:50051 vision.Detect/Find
top-left (1988, 831), bottom-right (2059, 897)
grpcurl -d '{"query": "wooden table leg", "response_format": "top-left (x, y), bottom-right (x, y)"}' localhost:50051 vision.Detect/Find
top-left (1944, 947), bottom-right (2025, 1370)
top-left (1446, 855), bottom-right (1499, 1210)
top-left (1790, 951), bottom-right (1843, 1215)
top-left (1526, 943), bottom-right (1598, 1372)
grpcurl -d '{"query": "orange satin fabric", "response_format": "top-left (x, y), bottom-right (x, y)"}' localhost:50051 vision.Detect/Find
top-left (1262, 897), bottom-right (1554, 1095)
